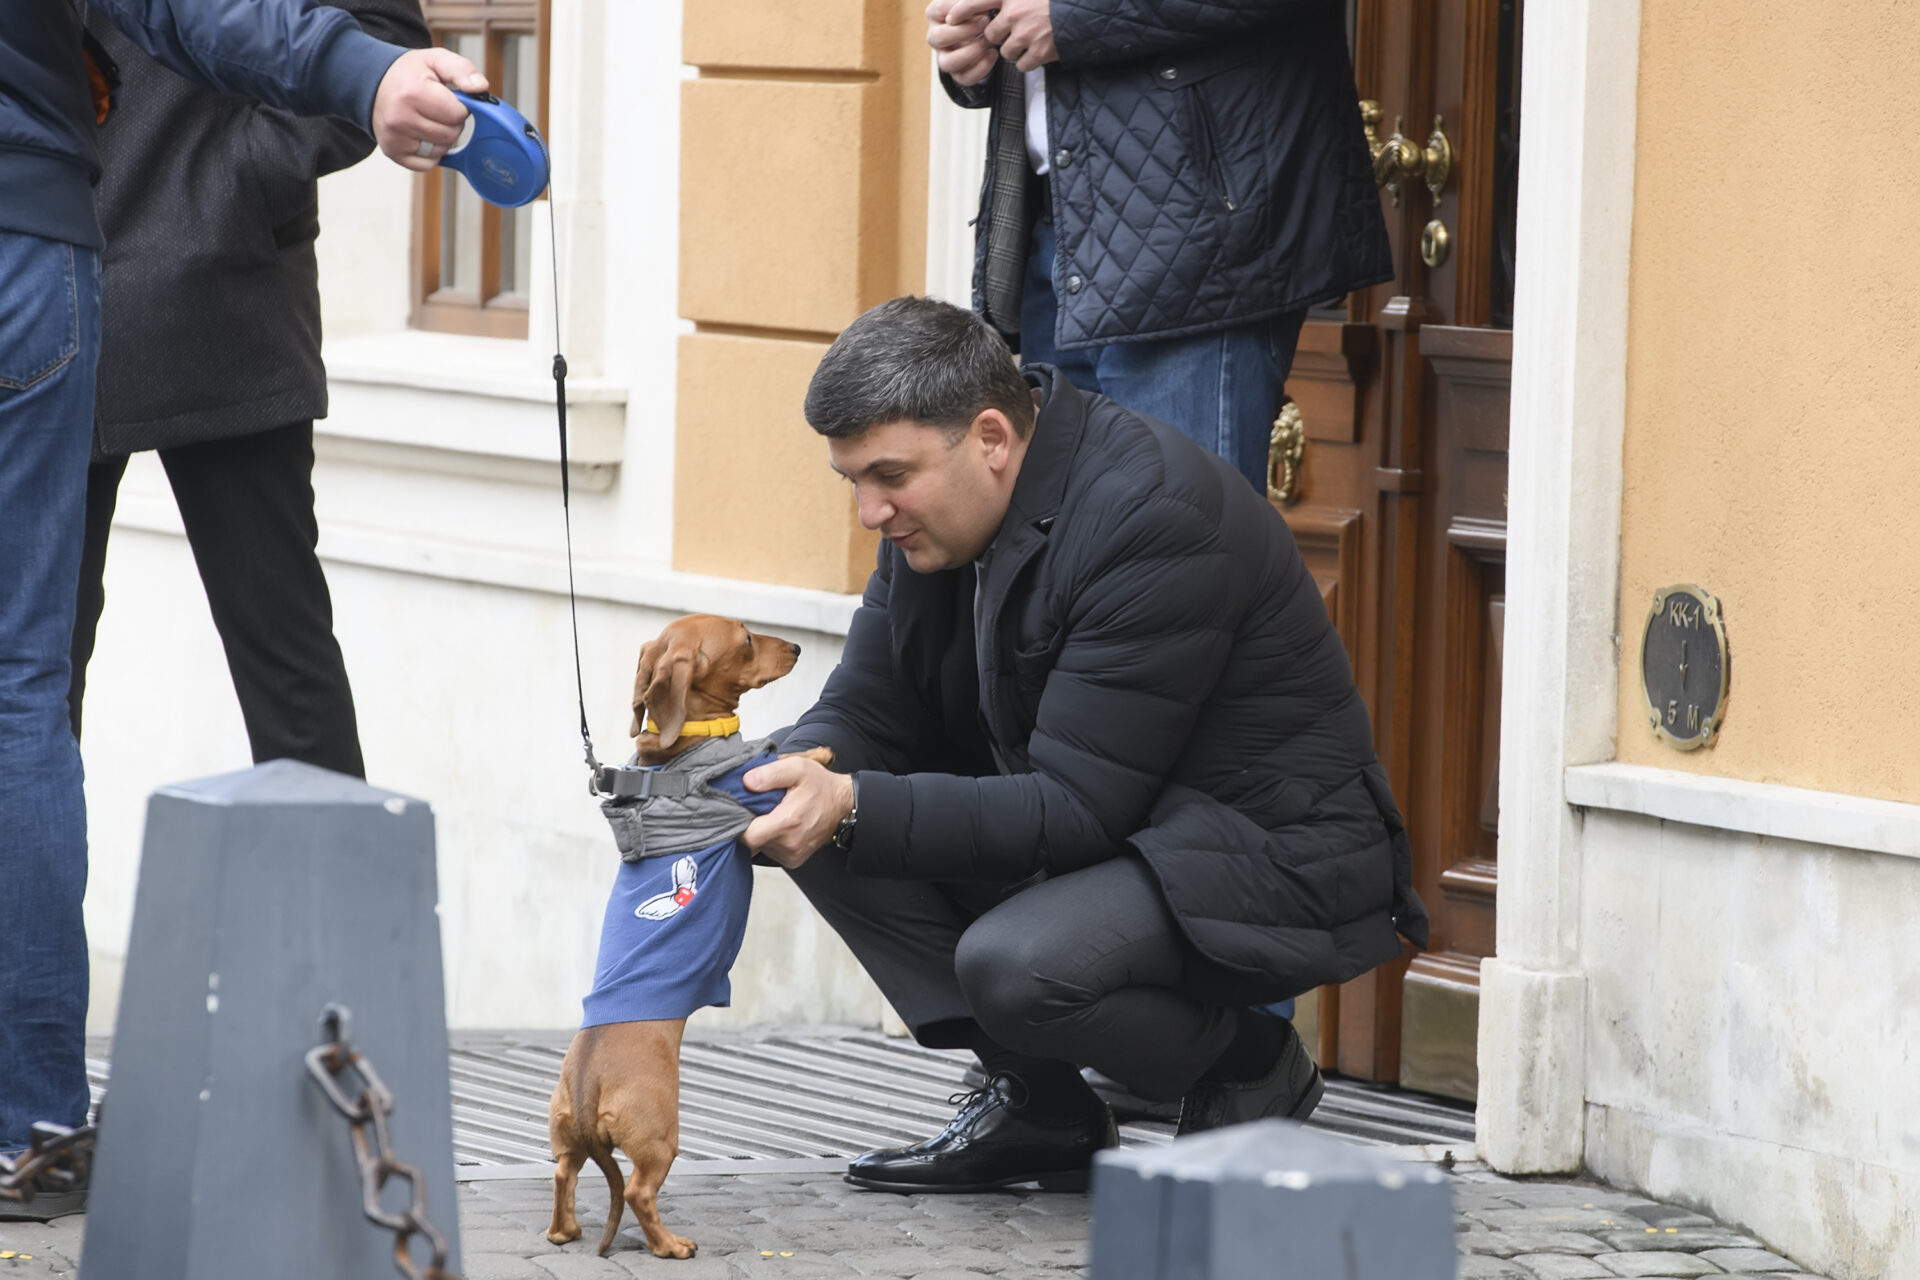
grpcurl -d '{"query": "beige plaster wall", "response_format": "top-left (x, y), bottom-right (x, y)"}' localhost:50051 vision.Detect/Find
top-left (1617, 1), bottom-right (1920, 800)
top-left (675, 2), bottom-right (929, 594)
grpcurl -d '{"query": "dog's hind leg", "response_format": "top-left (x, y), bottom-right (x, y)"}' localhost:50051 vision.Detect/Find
top-left (545, 1148), bottom-right (586, 1245)
top-left (622, 1136), bottom-right (695, 1259)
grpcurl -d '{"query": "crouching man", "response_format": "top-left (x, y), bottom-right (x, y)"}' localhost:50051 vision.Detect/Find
top-left (742, 296), bottom-right (1428, 1193)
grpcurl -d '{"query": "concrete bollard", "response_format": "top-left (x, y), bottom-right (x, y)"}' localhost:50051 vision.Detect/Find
top-left (1089, 1119), bottom-right (1456, 1280)
top-left (81, 760), bottom-right (462, 1279)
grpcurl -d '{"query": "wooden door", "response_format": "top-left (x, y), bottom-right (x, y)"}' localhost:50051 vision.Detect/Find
top-left (1276, 0), bottom-right (1521, 1100)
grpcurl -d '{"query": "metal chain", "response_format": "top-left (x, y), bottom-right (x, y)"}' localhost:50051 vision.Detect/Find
top-left (305, 1004), bottom-right (461, 1280)
top-left (0, 1120), bottom-right (97, 1207)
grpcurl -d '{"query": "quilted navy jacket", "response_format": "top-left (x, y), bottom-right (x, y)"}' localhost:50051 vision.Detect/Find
top-left (950, 0), bottom-right (1393, 351)
top-left (785, 368), bottom-right (1428, 1002)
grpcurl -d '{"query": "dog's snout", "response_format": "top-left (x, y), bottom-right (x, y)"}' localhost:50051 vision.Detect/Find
top-left (789, 642), bottom-right (802, 658)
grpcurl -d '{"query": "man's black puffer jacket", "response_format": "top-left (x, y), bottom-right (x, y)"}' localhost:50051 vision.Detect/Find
top-left (951, 0), bottom-right (1393, 351)
top-left (785, 368), bottom-right (1428, 1001)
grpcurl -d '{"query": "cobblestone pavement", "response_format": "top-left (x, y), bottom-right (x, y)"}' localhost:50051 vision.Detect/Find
top-left (0, 1158), bottom-right (1832, 1279)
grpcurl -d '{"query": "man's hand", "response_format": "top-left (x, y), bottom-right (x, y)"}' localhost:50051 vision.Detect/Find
top-left (926, 0), bottom-right (998, 86)
top-left (371, 47), bottom-right (489, 171)
top-left (949, 0), bottom-right (1057, 72)
top-left (741, 756), bottom-right (856, 871)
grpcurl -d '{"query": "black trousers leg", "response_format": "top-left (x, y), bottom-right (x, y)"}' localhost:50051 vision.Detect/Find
top-left (784, 843), bottom-right (1011, 1049)
top-left (791, 840), bottom-right (1240, 1102)
top-left (954, 857), bottom-right (1239, 1103)
top-left (158, 422), bottom-right (364, 777)
top-left (68, 456), bottom-right (130, 740)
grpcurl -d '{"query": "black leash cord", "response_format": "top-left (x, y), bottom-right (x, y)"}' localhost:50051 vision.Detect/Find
top-left (546, 161), bottom-right (601, 779)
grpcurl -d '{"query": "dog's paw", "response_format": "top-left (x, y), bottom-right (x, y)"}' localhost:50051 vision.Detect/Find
top-left (781, 746), bottom-right (835, 768)
top-left (650, 1234), bottom-right (697, 1259)
top-left (545, 1223), bottom-right (582, 1245)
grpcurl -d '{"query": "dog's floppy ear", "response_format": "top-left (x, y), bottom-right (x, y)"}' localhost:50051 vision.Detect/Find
top-left (630, 639), bottom-right (661, 738)
top-left (642, 647), bottom-right (695, 747)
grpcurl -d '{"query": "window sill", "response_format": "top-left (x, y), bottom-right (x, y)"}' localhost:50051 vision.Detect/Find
top-left (1564, 762), bottom-right (1920, 862)
top-left (321, 330), bottom-right (627, 486)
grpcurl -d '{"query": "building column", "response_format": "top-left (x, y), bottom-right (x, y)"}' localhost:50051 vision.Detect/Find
top-left (1477, 0), bottom-right (1641, 1174)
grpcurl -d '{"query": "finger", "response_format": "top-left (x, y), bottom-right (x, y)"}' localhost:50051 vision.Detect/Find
top-left (946, 0), bottom-right (997, 24)
top-left (419, 46), bottom-right (490, 94)
top-left (942, 42), bottom-right (998, 84)
top-left (742, 813), bottom-right (777, 853)
top-left (927, 18), bottom-right (987, 51)
top-left (925, 0), bottom-right (954, 23)
top-left (984, 14), bottom-right (1012, 47)
top-left (743, 758), bottom-right (806, 793)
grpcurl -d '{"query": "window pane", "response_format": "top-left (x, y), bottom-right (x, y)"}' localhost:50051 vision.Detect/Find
top-left (439, 32), bottom-right (486, 297)
top-left (497, 32), bottom-right (541, 301)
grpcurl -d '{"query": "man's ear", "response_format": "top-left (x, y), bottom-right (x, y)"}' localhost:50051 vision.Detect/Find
top-left (643, 651), bottom-right (694, 746)
top-left (975, 408), bottom-right (1016, 470)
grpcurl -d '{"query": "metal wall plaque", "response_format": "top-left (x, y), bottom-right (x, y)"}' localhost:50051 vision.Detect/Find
top-left (1641, 584), bottom-right (1729, 750)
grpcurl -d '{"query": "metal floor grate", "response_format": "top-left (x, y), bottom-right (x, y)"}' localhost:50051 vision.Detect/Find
top-left (86, 1027), bottom-right (1475, 1174)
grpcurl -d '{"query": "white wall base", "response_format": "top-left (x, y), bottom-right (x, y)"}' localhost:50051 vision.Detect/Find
top-left (1476, 957), bottom-right (1588, 1173)
top-left (1586, 1104), bottom-right (1916, 1280)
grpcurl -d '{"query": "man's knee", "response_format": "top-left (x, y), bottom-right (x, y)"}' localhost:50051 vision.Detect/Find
top-left (954, 921), bottom-right (1081, 1047)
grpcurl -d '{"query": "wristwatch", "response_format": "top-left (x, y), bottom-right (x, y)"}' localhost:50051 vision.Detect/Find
top-left (830, 776), bottom-right (859, 852)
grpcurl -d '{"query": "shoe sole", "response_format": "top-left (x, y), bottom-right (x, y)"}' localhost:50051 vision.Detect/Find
top-left (843, 1168), bottom-right (1091, 1195)
top-left (0, 1190), bottom-right (86, 1222)
top-left (1289, 1066), bottom-right (1327, 1122)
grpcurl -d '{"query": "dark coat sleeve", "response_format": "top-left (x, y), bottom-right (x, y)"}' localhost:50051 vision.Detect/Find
top-left (939, 63), bottom-right (998, 110)
top-left (92, 0), bottom-right (407, 127)
top-left (782, 550), bottom-right (939, 778)
top-left (239, 0), bottom-right (430, 189)
top-left (1052, 0), bottom-right (1318, 66)
top-left (848, 493), bottom-right (1240, 881)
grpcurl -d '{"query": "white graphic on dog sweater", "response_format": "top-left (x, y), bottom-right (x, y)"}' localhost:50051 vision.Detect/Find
top-left (635, 855), bottom-right (698, 920)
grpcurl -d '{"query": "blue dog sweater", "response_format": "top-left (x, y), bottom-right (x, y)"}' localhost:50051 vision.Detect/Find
top-left (581, 748), bottom-right (782, 1027)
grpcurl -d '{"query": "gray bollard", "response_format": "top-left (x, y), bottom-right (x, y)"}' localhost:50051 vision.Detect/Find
top-left (1089, 1119), bottom-right (1455, 1280)
top-left (81, 760), bottom-right (462, 1279)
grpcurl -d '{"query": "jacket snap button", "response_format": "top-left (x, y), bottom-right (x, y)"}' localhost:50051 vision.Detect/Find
top-left (1054, 148), bottom-right (1072, 168)
top-left (1158, 67), bottom-right (1177, 81)
top-left (1065, 275), bottom-right (1084, 294)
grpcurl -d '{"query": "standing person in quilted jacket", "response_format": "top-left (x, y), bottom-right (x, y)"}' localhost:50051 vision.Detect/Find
top-left (928, 0), bottom-right (1391, 493)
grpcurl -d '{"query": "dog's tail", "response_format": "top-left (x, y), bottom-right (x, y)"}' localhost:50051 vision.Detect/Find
top-left (592, 1145), bottom-right (625, 1256)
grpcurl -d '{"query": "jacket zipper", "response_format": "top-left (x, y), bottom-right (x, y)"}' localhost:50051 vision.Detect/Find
top-left (1187, 85), bottom-right (1237, 212)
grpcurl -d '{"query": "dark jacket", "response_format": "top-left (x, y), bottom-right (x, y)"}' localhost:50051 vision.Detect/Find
top-left (87, 0), bottom-right (428, 454)
top-left (0, 0), bottom-right (404, 250)
top-left (951, 0), bottom-right (1392, 351)
top-left (786, 369), bottom-right (1428, 1001)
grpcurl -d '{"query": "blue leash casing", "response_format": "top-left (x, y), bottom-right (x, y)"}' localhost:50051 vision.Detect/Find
top-left (440, 90), bottom-right (549, 208)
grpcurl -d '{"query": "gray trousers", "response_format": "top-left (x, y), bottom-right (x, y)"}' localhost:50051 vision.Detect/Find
top-left (785, 849), bottom-right (1242, 1101)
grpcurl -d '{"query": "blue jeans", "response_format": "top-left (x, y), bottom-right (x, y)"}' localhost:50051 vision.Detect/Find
top-left (1019, 218), bottom-right (1308, 494)
top-left (0, 231), bottom-right (100, 1148)
top-left (1020, 220), bottom-right (1298, 1022)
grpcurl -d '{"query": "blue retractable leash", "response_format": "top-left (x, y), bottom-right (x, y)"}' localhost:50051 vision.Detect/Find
top-left (440, 92), bottom-right (635, 797)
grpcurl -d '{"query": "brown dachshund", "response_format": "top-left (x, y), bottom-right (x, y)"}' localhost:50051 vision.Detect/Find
top-left (545, 614), bottom-right (829, 1258)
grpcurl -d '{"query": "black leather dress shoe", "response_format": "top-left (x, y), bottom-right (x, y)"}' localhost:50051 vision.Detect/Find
top-left (845, 1075), bottom-right (1117, 1194)
top-left (960, 1063), bottom-right (1180, 1123)
top-left (1176, 1017), bottom-right (1325, 1135)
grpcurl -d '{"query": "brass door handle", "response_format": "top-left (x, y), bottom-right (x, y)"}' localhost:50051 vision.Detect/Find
top-left (1359, 101), bottom-right (1453, 207)
top-left (1268, 402), bottom-right (1306, 506)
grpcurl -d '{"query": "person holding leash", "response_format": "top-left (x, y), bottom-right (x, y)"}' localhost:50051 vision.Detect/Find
top-left (744, 296), bottom-right (1428, 1193)
top-left (0, 0), bottom-right (484, 1216)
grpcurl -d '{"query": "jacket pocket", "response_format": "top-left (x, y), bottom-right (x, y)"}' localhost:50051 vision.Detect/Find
top-left (0, 236), bottom-right (79, 391)
top-left (1184, 85), bottom-right (1236, 211)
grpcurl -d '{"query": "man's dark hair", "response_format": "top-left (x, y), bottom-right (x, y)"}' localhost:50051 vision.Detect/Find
top-left (804, 296), bottom-right (1036, 442)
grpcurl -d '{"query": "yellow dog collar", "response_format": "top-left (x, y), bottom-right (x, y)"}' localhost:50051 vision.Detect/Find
top-left (644, 715), bottom-right (740, 739)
